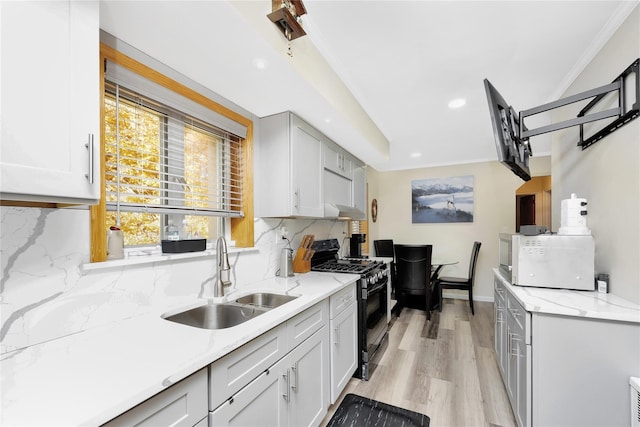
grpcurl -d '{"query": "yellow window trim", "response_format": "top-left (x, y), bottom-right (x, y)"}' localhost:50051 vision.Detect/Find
top-left (90, 44), bottom-right (254, 262)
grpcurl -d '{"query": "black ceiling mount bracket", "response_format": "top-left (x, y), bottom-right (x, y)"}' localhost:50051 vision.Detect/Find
top-left (517, 58), bottom-right (639, 149)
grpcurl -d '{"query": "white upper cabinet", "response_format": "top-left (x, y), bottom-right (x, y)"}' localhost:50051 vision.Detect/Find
top-left (1, 0), bottom-right (100, 204)
top-left (256, 111), bottom-right (367, 220)
top-left (256, 112), bottom-right (324, 217)
top-left (323, 140), bottom-right (353, 179)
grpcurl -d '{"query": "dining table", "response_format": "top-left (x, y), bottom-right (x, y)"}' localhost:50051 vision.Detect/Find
top-left (429, 259), bottom-right (459, 311)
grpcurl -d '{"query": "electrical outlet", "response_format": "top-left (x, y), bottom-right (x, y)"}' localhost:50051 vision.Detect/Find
top-left (275, 227), bottom-right (289, 244)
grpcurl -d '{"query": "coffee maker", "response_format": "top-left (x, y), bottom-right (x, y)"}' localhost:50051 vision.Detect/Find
top-left (349, 233), bottom-right (366, 258)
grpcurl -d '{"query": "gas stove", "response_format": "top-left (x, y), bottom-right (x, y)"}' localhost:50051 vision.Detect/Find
top-left (309, 238), bottom-right (390, 381)
top-left (310, 239), bottom-right (384, 276)
top-left (311, 259), bottom-right (383, 275)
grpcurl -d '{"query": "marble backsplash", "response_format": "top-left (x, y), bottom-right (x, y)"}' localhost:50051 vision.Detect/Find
top-left (0, 206), bottom-right (347, 354)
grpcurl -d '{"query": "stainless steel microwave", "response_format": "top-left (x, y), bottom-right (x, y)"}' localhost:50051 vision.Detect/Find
top-left (500, 233), bottom-right (595, 291)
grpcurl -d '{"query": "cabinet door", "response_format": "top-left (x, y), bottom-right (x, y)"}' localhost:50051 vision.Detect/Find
top-left (323, 142), bottom-right (352, 179)
top-left (513, 335), bottom-right (531, 427)
top-left (0, 0), bottom-right (99, 204)
top-left (352, 163), bottom-right (367, 216)
top-left (494, 281), bottom-right (507, 376)
top-left (291, 116), bottom-right (323, 217)
top-left (507, 304), bottom-right (530, 427)
top-left (330, 301), bottom-right (357, 403)
top-left (288, 326), bottom-right (330, 427)
top-left (324, 169), bottom-right (352, 207)
top-left (210, 367), bottom-right (287, 427)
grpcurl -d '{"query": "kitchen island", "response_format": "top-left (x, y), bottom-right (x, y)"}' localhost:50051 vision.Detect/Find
top-left (1, 272), bottom-right (358, 426)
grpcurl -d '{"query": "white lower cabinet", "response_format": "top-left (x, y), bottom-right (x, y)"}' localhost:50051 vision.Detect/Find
top-left (505, 291), bottom-right (531, 427)
top-left (103, 368), bottom-right (208, 427)
top-left (493, 281), bottom-right (507, 376)
top-left (494, 273), bottom-right (640, 427)
top-left (494, 278), bottom-right (531, 427)
top-left (210, 326), bottom-right (329, 427)
top-left (210, 300), bottom-right (330, 427)
top-left (329, 283), bottom-right (357, 404)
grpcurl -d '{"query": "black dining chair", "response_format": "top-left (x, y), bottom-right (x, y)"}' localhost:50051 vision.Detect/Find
top-left (435, 241), bottom-right (481, 315)
top-left (374, 239), bottom-right (396, 291)
top-left (393, 244), bottom-right (433, 320)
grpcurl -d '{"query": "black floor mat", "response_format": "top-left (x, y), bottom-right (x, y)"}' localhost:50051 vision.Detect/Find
top-left (327, 393), bottom-right (430, 427)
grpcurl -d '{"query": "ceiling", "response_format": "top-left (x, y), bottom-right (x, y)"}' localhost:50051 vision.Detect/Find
top-left (100, 1), bottom-right (637, 172)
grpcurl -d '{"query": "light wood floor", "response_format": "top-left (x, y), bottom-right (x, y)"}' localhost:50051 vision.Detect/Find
top-left (321, 299), bottom-right (517, 427)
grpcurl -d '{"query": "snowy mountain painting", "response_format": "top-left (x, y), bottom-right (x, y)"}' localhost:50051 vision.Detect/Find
top-left (411, 175), bottom-right (474, 223)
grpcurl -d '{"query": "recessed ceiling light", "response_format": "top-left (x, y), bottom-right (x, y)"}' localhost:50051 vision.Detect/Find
top-left (252, 58), bottom-right (268, 70)
top-left (324, 117), bottom-right (332, 123)
top-left (448, 98), bottom-right (466, 109)
top-left (410, 152), bottom-right (422, 158)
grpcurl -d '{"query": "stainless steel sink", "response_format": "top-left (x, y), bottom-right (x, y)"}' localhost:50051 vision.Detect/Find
top-left (163, 303), bottom-right (269, 330)
top-left (162, 293), bottom-right (298, 330)
top-left (233, 292), bottom-right (298, 309)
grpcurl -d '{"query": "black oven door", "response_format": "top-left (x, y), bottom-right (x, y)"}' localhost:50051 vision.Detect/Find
top-left (356, 273), bottom-right (388, 380)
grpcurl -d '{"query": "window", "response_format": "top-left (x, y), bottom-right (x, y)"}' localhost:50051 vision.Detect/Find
top-left (91, 44), bottom-right (253, 261)
top-left (103, 83), bottom-right (242, 246)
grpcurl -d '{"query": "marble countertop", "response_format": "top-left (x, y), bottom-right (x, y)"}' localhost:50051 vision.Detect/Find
top-left (1, 272), bottom-right (359, 427)
top-left (494, 268), bottom-right (640, 323)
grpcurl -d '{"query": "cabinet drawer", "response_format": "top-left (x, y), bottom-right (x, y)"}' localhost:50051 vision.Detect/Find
top-left (103, 368), bottom-right (208, 427)
top-left (330, 283), bottom-right (357, 319)
top-left (287, 300), bottom-right (328, 350)
top-left (209, 323), bottom-right (288, 411)
top-left (506, 292), bottom-right (531, 345)
top-left (210, 368), bottom-right (286, 426)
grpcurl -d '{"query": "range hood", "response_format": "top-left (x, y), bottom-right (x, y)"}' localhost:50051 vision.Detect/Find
top-left (324, 203), bottom-right (366, 220)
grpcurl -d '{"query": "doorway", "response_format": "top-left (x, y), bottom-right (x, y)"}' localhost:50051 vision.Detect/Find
top-left (516, 194), bottom-right (536, 232)
top-left (515, 176), bottom-right (551, 232)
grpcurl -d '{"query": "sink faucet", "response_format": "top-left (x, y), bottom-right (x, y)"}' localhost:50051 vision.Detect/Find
top-left (215, 236), bottom-right (232, 297)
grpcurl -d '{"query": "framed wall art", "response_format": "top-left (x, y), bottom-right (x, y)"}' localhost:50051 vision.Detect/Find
top-left (411, 175), bottom-right (474, 223)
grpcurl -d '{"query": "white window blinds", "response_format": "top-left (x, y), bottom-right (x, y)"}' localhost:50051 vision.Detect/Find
top-left (104, 61), bottom-right (244, 219)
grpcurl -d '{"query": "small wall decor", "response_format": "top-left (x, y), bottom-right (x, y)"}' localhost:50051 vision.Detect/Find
top-left (371, 199), bottom-right (378, 223)
top-left (411, 175), bottom-right (474, 223)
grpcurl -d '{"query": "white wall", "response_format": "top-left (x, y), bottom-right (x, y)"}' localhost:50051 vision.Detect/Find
top-left (368, 157), bottom-right (551, 302)
top-left (552, 5), bottom-right (639, 304)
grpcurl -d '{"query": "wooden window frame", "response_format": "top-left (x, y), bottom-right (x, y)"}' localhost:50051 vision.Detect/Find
top-left (91, 44), bottom-right (254, 262)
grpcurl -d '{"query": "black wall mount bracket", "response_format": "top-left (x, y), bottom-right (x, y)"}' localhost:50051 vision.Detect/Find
top-left (517, 58), bottom-right (639, 149)
top-left (578, 59), bottom-right (639, 149)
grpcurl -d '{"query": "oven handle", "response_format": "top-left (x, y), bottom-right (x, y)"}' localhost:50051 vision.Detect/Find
top-left (366, 280), bottom-right (387, 296)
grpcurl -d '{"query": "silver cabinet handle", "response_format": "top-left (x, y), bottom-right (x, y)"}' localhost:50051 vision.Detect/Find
top-left (282, 369), bottom-right (290, 401)
top-left (509, 333), bottom-right (520, 357)
top-left (85, 134), bottom-right (94, 184)
top-left (294, 189), bottom-right (300, 210)
top-left (333, 326), bottom-right (340, 345)
top-left (291, 362), bottom-right (298, 391)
